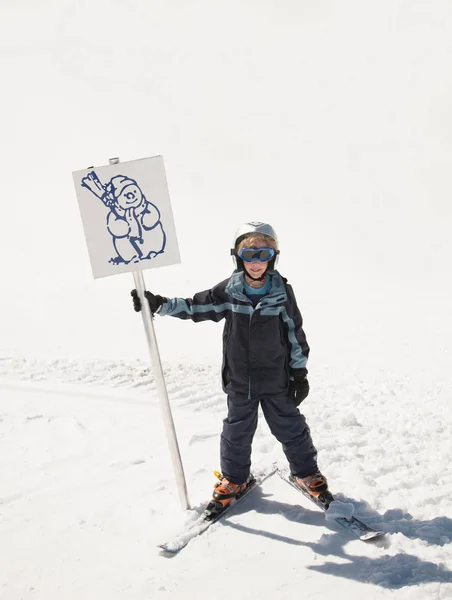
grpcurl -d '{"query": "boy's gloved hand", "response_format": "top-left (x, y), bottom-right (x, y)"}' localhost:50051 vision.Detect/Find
top-left (289, 375), bottom-right (310, 406)
top-left (131, 289), bottom-right (165, 314)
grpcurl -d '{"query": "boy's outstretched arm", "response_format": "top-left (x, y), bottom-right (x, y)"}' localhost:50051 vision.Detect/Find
top-left (131, 282), bottom-right (228, 323)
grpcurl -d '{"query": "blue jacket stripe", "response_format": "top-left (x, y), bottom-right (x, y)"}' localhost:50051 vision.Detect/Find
top-left (160, 299), bottom-right (252, 318)
top-left (159, 298), bottom-right (223, 316)
top-left (281, 307), bottom-right (308, 370)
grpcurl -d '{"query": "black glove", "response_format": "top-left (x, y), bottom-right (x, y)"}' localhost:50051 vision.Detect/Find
top-left (131, 289), bottom-right (165, 314)
top-left (289, 376), bottom-right (310, 406)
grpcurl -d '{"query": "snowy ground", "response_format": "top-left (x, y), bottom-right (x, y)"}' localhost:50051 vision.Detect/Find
top-left (1, 356), bottom-right (451, 599)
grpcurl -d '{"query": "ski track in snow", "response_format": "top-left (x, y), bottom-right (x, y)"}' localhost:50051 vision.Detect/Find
top-left (1, 357), bottom-right (452, 599)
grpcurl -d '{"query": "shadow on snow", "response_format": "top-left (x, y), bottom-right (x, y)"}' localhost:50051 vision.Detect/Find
top-left (218, 485), bottom-right (452, 590)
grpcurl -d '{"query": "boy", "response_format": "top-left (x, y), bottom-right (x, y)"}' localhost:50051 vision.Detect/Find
top-left (131, 222), bottom-right (328, 516)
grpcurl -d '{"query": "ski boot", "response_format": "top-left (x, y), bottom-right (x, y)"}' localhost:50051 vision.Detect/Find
top-left (204, 471), bottom-right (251, 520)
top-left (294, 470), bottom-right (329, 497)
top-left (291, 470), bottom-right (332, 509)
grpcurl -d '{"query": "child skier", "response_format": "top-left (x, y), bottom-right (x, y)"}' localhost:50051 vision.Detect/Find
top-left (131, 222), bottom-right (328, 516)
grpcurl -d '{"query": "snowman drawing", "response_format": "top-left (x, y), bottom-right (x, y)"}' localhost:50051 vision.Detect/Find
top-left (81, 171), bottom-right (166, 265)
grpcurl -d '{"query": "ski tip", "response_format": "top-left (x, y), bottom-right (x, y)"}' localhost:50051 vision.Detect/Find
top-left (360, 531), bottom-right (385, 542)
top-left (158, 543), bottom-right (185, 554)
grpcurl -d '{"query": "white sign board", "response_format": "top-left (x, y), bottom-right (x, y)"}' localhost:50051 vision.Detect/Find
top-left (72, 155), bottom-right (180, 279)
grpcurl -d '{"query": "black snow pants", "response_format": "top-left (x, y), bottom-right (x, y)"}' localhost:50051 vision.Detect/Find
top-left (220, 394), bottom-right (318, 484)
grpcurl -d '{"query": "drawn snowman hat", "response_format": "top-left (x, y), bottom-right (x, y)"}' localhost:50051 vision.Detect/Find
top-left (107, 175), bottom-right (139, 199)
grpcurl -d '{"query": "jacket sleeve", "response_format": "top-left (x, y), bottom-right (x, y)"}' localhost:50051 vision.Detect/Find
top-left (282, 283), bottom-right (310, 378)
top-left (158, 281), bottom-right (229, 323)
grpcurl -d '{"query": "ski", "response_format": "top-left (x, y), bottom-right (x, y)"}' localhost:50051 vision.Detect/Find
top-left (159, 466), bottom-right (277, 554)
top-left (277, 468), bottom-right (384, 541)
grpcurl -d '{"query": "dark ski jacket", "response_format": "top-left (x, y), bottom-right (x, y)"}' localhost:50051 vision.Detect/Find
top-left (159, 270), bottom-right (310, 399)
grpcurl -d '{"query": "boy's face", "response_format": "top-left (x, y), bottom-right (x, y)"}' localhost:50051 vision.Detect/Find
top-left (241, 237), bottom-right (272, 279)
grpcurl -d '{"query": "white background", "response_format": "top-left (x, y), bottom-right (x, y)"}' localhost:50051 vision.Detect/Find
top-left (1, 2), bottom-right (452, 599)
top-left (0, 1), bottom-right (451, 372)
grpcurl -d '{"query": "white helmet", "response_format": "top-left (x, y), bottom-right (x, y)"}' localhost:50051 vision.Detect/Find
top-left (231, 221), bottom-right (279, 269)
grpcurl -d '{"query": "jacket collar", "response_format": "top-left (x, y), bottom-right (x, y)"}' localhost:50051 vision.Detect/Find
top-left (226, 270), bottom-right (287, 305)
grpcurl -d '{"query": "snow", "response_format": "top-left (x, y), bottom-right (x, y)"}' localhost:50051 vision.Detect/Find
top-left (324, 501), bottom-right (355, 521)
top-left (1, 0), bottom-right (452, 598)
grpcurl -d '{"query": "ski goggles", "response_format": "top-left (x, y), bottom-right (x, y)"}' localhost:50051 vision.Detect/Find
top-left (237, 247), bottom-right (277, 262)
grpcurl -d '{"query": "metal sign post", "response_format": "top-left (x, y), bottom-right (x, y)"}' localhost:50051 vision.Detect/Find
top-left (109, 157), bottom-right (190, 511)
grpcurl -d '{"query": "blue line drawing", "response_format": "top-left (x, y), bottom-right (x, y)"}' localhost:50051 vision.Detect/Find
top-left (81, 171), bottom-right (167, 265)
